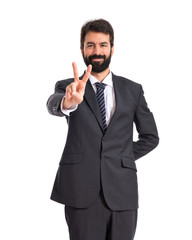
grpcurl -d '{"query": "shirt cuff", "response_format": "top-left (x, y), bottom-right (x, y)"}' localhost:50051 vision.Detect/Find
top-left (60, 96), bottom-right (78, 116)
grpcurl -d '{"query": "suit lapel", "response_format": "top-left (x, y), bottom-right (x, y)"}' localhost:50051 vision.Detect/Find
top-left (82, 72), bottom-right (123, 134)
top-left (84, 79), bottom-right (104, 131)
top-left (104, 73), bottom-right (120, 135)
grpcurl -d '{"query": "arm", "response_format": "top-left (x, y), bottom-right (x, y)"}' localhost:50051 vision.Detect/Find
top-left (60, 96), bottom-right (78, 116)
top-left (133, 85), bottom-right (159, 160)
top-left (46, 80), bottom-right (68, 117)
top-left (46, 62), bottom-right (92, 117)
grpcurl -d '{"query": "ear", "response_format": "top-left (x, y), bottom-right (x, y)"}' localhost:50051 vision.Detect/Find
top-left (81, 48), bottom-right (83, 56)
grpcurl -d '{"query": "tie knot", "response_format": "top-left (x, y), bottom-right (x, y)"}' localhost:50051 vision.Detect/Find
top-left (95, 82), bottom-right (106, 90)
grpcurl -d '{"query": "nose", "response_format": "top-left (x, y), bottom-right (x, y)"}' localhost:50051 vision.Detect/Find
top-left (93, 45), bottom-right (100, 55)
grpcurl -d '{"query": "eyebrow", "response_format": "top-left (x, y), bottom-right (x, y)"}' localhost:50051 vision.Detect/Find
top-left (86, 41), bottom-right (108, 45)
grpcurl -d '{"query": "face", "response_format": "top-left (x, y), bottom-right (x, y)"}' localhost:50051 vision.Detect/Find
top-left (81, 31), bottom-right (114, 73)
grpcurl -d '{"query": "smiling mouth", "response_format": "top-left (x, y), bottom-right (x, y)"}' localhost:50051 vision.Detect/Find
top-left (92, 58), bottom-right (103, 62)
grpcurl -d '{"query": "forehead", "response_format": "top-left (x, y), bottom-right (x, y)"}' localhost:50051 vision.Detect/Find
top-left (84, 31), bottom-right (110, 44)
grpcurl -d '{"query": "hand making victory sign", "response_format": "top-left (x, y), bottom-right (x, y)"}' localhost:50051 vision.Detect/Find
top-left (63, 62), bottom-right (92, 109)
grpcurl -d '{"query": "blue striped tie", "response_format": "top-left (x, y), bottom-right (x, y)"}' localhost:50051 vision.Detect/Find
top-left (95, 82), bottom-right (107, 131)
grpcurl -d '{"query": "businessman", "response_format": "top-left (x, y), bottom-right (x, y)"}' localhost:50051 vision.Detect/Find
top-left (47, 19), bottom-right (159, 240)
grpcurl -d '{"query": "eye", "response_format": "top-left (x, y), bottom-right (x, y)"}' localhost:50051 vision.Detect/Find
top-left (87, 44), bottom-right (93, 48)
top-left (101, 44), bottom-right (107, 48)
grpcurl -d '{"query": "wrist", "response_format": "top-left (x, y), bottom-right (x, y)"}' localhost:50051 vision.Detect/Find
top-left (63, 98), bottom-right (73, 109)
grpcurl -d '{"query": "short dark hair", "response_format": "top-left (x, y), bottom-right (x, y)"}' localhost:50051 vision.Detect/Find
top-left (80, 19), bottom-right (114, 49)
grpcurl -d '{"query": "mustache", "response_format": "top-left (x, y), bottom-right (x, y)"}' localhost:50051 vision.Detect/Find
top-left (88, 55), bottom-right (106, 61)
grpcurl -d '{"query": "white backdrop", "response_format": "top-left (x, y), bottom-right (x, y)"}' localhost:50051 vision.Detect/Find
top-left (0, 0), bottom-right (192, 239)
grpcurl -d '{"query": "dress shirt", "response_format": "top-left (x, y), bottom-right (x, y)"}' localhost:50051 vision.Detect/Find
top-left (61, 71), bottom-right (116, 126)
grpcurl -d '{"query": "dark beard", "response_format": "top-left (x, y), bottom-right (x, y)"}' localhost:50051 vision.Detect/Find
top-left (83, 51), bottom-right (112, 73)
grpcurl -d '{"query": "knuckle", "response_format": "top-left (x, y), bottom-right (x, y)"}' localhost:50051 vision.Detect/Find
top-left (69, 82), bottom-right (75, 89)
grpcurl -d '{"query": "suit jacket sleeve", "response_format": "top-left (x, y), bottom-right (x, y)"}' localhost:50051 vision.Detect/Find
top-left (133, 85), bottom-right (159, 160)
top-left (47, 80), bottom-right (75, 117)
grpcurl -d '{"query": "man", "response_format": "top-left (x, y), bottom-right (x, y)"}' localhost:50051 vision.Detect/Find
top-left (47, 19), bottom-right (159, 240)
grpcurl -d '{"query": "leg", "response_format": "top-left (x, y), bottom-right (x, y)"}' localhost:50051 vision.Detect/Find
top-left (64, 191), bottom-right (111, 240)
top-left (108, 209), bottom-right (138, 240)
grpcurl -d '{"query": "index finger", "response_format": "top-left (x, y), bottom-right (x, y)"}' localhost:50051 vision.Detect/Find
top-left (82, 64), bottom-right (92, 83)
top-left (72, 62), bottom-right (79, 82)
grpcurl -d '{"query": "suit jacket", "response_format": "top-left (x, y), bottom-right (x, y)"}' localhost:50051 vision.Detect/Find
top-left (47, 72), bottom-right (159, 211)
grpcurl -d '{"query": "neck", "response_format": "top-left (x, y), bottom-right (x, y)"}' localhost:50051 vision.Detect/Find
top-left (91, 68), bottom-right (110, 82)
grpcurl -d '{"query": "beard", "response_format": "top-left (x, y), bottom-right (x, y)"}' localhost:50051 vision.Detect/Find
top-left (83, 51), bottom-right (112, 73)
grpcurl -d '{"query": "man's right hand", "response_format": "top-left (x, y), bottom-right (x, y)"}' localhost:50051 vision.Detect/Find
top-left (63, 62), bottom-right (92, 109)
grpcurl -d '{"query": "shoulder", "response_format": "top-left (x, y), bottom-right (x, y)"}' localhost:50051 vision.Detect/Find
top-left (54, 72), bottom-right (85, 89)
top-left (56, 78), bottom-right (74, 87)
top-left (54, 78), bottom-right (74, 90)
top-left (112, 73), bottom-right (142, 91)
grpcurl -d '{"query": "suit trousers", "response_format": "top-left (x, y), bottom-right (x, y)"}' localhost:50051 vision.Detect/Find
top-left (64, 189), bottom-right (137, 240)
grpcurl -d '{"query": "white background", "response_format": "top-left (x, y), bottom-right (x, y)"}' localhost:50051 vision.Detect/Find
top-left (0, 0), bottom-right (192, 239)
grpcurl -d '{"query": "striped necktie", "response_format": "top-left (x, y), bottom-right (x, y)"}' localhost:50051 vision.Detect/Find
top-left (95, 82), bottom-right (107, 131)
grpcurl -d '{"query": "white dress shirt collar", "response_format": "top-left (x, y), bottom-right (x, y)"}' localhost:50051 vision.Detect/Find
top-left (89, 71), bottom-right (113, 88)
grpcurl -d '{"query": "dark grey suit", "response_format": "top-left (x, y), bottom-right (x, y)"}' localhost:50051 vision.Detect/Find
top-left (47, 73), bottom-right (159, 211)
